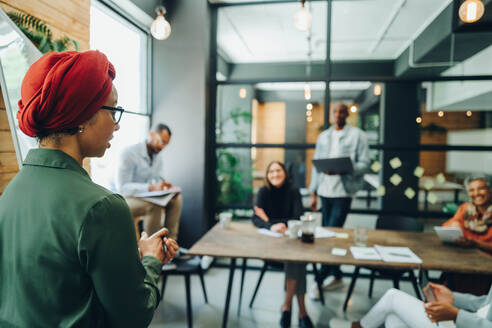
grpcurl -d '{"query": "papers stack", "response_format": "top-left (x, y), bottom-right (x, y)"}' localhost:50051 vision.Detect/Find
top-left (350, 247), bottom-right (382, 260)
top-left (350, 245), bottom-right (422, 263)
top-left (257, 229), bottom-right (284, 238)
top-left (135, 186), bottom-right (181, 197)
top-left (314, 227), bottom-right (336, 238)
top-left (374, 245), bottom-right (422, 264)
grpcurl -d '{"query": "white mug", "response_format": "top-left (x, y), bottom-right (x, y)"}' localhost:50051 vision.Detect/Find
top-left (287, 220), bottom-right (301, 239)
top-left (219, 212), bottom-right (232, 229)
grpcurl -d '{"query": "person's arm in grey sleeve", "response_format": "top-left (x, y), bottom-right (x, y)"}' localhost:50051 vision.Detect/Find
top-left (453, 291), bottom-right (489, 312)
top-left (309, 136), bottom-right (322, 194)
top-left (78, 194), bottom-right (162, 328)
top-left (353, 131), bottom-right (370, 176)
top-left (117, 151), bottom-right (150, 196)
top-left (455, 309), bottom-right (492, 328)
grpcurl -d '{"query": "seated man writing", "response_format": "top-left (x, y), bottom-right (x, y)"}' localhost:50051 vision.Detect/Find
top-left (117, 124), bottom-right (182, 241)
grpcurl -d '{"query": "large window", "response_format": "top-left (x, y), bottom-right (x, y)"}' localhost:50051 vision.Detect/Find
top-left (209, 0), bottom-right (492, 224)
top-left (89, 1), bottom-right (151, 189)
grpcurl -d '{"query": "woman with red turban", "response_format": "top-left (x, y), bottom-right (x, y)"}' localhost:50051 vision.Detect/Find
top-left (0, 50), bottom-right (178, 327)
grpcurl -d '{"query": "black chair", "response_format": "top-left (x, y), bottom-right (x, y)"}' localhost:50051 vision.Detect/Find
top-left (161, 257), bottom-right (208, 328)
top-left (343, 216), bottom-right (423, 311)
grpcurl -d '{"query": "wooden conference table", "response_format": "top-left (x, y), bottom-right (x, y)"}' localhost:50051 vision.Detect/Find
top-left (188, 221), bottom-right (492, 328)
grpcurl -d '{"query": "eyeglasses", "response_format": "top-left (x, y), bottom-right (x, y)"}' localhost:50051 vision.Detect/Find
top-left (101, 106), bottom-right (125, 124)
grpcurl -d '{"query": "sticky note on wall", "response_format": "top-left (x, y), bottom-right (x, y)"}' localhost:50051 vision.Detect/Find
top-left (436, 173), bottom-right (446, 184)
top-left (371, 161), bottom-right (382, 173)
top-left (404, 187), bottom-right (416, 199)
top-left (389, 157), bottom-right (402, 169)
top-left (390, 174), bottom-right (402, 186)
top-left (427, 192), bottom-right (438, 204)
top-left (414, 166), bottom-right (424, 178)
top-left (424, 179), bottom-right (434, 190)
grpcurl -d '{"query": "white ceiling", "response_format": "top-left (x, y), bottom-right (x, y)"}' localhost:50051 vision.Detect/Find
top-left (217, 0), bottom-right (452, 63)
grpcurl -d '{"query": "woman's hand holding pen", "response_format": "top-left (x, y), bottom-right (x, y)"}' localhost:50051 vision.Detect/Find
top-left (424, 283), bottom-right (458, 323)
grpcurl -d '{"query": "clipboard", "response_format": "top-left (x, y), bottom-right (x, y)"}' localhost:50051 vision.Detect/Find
top-left (312, 157), bottom-right (353, 174)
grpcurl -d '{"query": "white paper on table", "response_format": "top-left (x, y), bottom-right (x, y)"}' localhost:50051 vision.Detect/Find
top-left (315, 227), bottom-right (336, 238)
top-left (135, 186), bottom-right (182, 197)
top-left (350, 247), bottom-right (382, 260)
top-left (332, 248), bottom-right (347, 256)
top-left (258, 229), bottom-right (284, 238)
top-left (374, 245), bottom-right (422, 264)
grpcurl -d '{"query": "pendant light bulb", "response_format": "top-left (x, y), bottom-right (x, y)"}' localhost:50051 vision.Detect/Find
top-left (294, 1), bottom-right (312, 32)
top-left (151, 6), bottom-right (171, 40)
top-left (459, 0), bottom-right (485, 24)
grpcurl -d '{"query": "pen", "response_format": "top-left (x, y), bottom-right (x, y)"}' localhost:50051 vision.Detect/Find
top-left (389, 252), bottom-right (411, 258)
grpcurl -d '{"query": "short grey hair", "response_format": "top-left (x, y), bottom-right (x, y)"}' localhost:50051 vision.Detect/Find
top-left (464, 174), bottom-right (492, 192)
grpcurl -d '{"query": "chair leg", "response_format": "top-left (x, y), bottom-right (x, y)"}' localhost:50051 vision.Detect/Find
top-left (343, 267), bottom-right (360, 312)
top-left (409, 270), bottom-right (421, 300)
top-left (160, 273), bottom-right (168, 301)
top-left (198, 265), bottom-right (208, 303)
top-left (249, 262), bottom-right (268, 308)
top-left (368, 269), bottom-right (375, 298)
top-left (237, 258), bottom-right (247, 316)
top-left (312, 263), bottom-right (325, 305)
top-left (185, 273), bottom-right (193, 328)
top-left (392, 275), bottom-right (400, 289)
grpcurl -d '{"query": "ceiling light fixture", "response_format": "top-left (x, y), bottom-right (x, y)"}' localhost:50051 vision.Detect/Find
top-left (416, 117), bottom-right (422, 124)
top-left (306, 103), bottom-right (313, 110)
top-left (151, 6), bottom-right (171, 40)
top-left (239, 88), bottom-right (247, 99)
top-left (459, 0), bottom-right (485, 24)
top-left (438, 111), bottom-right (444, 117)
top-left (350, 105), bottom-right (358, 113)
top-left (466, 110), bottom-right (472, 117)
top-left (294, 0), bottom-right (312, 32)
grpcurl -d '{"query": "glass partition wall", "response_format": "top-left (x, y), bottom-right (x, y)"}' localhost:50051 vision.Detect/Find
top-left (208, 0), bottom-right (492, 226)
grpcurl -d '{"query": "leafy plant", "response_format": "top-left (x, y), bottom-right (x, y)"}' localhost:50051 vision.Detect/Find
top-left (216, 108), bottom-right (253, 204)
top-left (7, 11), bottom-right (79, 53)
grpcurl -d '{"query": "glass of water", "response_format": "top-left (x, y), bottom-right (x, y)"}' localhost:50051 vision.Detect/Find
top-left (354, 226), bottom-right (369, 247)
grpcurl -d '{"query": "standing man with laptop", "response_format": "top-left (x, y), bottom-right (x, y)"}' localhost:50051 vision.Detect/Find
top-left (117, 124), bottom-right (182, 241)
top-left (309, 103), bottom-right (370, 299)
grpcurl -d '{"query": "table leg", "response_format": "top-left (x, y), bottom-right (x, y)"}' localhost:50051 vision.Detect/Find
top-left (222, 258), bottom-right (236, 328)
top-left (237, 258), bottom-right (247, 316)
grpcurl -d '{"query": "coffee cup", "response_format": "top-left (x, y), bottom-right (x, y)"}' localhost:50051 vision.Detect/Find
top-left (219, 212), bottom-right (232, 229)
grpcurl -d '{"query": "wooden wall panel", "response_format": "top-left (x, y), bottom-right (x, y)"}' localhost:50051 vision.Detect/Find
top-left (253, 102), bottom-right (285, 173)
top-left (0, 0), bottom-right (90, 194)
top-left (0, 131), bottom-right (15, 152)
top-left (0, 0), bottom-right (90, 50)
top-left (0, 109), bottom-right (9, 130)
top-left (0, 172), bottom-right (16, 193)
top-left (0, 152), bottom-right (17, 173)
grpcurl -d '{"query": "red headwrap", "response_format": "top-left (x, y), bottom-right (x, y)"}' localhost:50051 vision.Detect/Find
top-left (17, 50), bottom-right (116, 137)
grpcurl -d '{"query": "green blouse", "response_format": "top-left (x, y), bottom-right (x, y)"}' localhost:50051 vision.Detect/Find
top-left (0, 149), bottom-right (162, 327)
